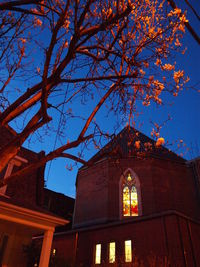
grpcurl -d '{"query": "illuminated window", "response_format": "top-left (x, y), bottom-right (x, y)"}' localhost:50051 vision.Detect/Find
top-left (52, 248), bottom-right (56, 256)
top-left (125, 240), bottom-right (132, 262)
top-left (95, 244), bottom-right (101, 264)
top-left (122, 172), bottom-right (138, 217)
top-left (109, 242), bottom-right (116, 263)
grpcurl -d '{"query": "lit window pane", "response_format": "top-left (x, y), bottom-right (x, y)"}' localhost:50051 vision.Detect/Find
top-left (95, 244), bottom-right (101, 264)
top-left (109, 242), bottom-right (116, 263)
top-left (127, 173), bottom-right (132, 181)
top-left (123, 186), bottom-right (130, 216)
top-left (131, 186), bottom-right (138, 216)
top-left (125, 240), bottom-right (132, 262)
top-left (52, 248), bottom-right (56, 256)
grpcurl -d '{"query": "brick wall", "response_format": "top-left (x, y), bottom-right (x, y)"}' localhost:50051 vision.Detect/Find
top-left (74, 160), bottom-right (110, 227)
top-left (52, 212), bottom-right (200, 267)
top-left (74, 156), bottom-right (200, 227)
top-left (0, 126), bottom-right (45, 207)
top-left (51, 232), bottom-right (76, 266)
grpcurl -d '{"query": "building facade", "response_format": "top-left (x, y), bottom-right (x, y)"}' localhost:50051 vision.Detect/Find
top-left (51, 127), bottom-right (200, 267)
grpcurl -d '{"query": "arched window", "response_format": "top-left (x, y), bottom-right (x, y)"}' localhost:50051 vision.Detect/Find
top-left (121, 170), bottom-right (141, 217)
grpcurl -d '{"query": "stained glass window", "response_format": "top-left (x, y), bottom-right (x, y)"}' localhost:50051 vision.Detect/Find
top-left (122, 173), bottom-right (138, 217)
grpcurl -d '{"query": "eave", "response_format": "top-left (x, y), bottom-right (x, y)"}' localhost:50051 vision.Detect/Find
top-left (0, 200), bottom-right (69, 231)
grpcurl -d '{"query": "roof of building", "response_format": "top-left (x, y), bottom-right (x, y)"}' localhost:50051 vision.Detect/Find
top-left (0, 193), bottom-right (64, 219)
top-left (87, 126), bottom-right (185, 165)
top-left (43, 188), bottom-right (75, 219)
top-left (0, 194), bottom-right (68, 232)
top-left (42, 188), bottom-right (75, 232)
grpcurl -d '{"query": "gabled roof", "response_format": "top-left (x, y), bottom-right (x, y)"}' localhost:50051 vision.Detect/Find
top-left (87, 126), bottom-right (185, 164)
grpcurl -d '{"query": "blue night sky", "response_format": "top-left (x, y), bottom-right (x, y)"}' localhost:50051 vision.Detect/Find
top-left (14, 1), bottom-right (200, 198)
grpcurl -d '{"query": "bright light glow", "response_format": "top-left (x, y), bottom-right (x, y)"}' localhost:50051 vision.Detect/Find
top-left (125, 240), bottom-right (132, 262)
top-left (109, 242), bottom-right (116, 263)
top-left (127, 173), bottom-right (132, 181)
top-left (95, 244), bottom-right (101, 264)
top-left (52, 248), bottom-right (56, 256)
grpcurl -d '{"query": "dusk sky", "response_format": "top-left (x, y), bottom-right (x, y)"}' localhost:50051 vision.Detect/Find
top-left (16, 1), bottom-right (200, 198)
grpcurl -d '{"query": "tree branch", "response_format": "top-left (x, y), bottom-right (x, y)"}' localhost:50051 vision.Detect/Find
top-left (0, 0), bottom-right (41, 10)
top-left (0, 134), bottom-right (93, 186)
top-left (79, 83), bottom-right (117, 139)
top-left (60, 74), bottom-right (137, 84)
top-left (61, 153), bottom-right (87, 165)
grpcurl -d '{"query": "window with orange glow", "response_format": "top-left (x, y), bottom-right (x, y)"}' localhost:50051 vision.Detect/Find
top-left (122, 173), bottom-right (138, 217)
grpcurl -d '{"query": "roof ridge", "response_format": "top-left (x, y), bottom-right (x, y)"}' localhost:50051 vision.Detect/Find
top-left (85, 126), bottom-right (185, 166)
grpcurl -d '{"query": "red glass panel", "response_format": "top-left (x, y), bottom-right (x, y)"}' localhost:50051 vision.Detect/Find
top-left (131, 186), bottom-right (138, 216)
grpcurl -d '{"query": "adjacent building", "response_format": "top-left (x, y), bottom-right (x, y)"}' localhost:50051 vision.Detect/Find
top-left (0, 126), bottom-right (68, 267)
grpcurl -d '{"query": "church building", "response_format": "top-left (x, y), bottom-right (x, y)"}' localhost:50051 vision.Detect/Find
top-left (49, 126), bottom-right (200, 266)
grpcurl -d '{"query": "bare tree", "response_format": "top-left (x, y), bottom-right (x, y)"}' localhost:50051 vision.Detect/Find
top-left (0, 0), bottom-right (189, 185)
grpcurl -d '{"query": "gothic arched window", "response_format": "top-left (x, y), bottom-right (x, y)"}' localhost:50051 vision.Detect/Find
top-left (122, 172), bottom-right (139, 217)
